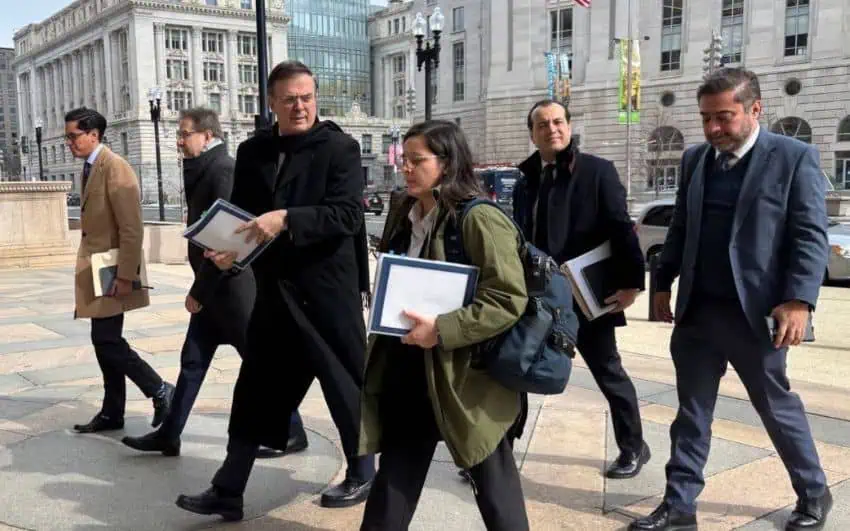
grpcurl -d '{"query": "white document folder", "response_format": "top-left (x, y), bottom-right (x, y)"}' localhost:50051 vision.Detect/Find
top-left (367, 253), bottom-right (479, 337)
top-left (561, 241), bottom-right (617, 320)
top-left (182, 199), bottom-right (274, 270)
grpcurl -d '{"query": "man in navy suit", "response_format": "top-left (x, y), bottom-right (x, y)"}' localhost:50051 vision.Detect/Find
top-left (630, 68), bottom-right (832, 531)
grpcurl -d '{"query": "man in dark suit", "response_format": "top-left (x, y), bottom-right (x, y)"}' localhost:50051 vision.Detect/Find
top-left (513, 100), bottom-right (649, 479)
top-left (66, 107), bottom-right (174, 434)
top-left (175, 61), bottom-right (375, 521)
top-left (120, 108), bottom-right (307, 457)
top-left (629, 68), bottom-right (832, 531)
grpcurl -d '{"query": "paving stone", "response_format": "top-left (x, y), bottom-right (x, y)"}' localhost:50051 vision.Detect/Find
top-left (737, 477), bottom-right (850, 530)
top-left (0, 374), bottom-right (32, 394)
top-left (0, 414), bottom-right (340, 531)
top-left (0, 398), bottom-right (54, 422)
top-left (569, 365), bottom-right (675, 400)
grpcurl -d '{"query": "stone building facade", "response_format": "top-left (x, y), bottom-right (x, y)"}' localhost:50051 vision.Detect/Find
top-left (12, 0), bottom-right (288, 201)
top-left (0, 47), bottom-right (20, 179)
top-left (390, 0), bottom-right (850, 197)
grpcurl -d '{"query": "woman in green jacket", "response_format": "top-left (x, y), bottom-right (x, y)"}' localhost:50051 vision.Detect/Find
top-left (358, 121), bottom-right (530, 530)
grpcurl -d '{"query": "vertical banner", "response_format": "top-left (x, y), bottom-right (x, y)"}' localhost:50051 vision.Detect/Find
top-left (545, 52), bottom-right (557, 99)
top-left (558, 53), bottom-right (572, 102)
top-left (617, 40), bottom-right (641, 124)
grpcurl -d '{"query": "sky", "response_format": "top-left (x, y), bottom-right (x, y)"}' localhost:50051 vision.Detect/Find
top-left (2, 0), bottom-right (390, 48)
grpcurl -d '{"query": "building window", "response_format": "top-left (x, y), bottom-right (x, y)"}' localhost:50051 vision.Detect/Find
top-left (241, 0), bottom-right (252, 8)
top-left (383, 165), bottom-right (394, 184)
top-left (239, 63), bottom-right (258, 84)
top-left (647, 159), bottom-right (681, 191)
top-left (648, 126), bottom-right (685, 152)
top-left (238, 34), bottom-right (257, 56)
top-left (239, 94), bottom-right (257, 114)
top-left (361, 134), bottom-right (373, 154)
top-left (549, 8), bottom-right (573, 78)
top-left (168, 90), bottom-right (193, 111)
top-left (721, 0), bottom-right (744, 64)
top-left (838, 116), bottom-right (850, 142)
top-left (202, 31), bottom-right (224, 53)
top-left (387, 20), bottom-right (391, 36)
top-left (203, 62), bottom-right (225, 82)
top-left (165, 28), bottom-right (188, 50)
top-left (453, 42), bottom-right (465, 102)
top-left (770, 116), bottom-right (812, 143)
top-left (661, 0), bottom-right (683, 71)
top-left (453, 7), bottom-right (464, 32)
top-left (394, 18), bottom-right (400, 34)
top-left (206, 0), bottom-right (218, 6)
top-left (51, 146), bottom-right (56, 163)
top-left (382, 134), bottom-right (392, 154)
top-left (208, 93), bottom-right (221, 113)
top-left (121, 132), bottom-right (128, 154)
top-left (167, 59), bottom-right (189, 80)
top-left (836, 152), bottom-right (850, 189)
top-left (393, 104), bottom-right (405, 119)
top-left (784, 0), bottom-right (809, 57)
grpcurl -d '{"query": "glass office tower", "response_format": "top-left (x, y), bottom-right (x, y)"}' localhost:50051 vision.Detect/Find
top-left (287, 0), bottom-right (372, 117)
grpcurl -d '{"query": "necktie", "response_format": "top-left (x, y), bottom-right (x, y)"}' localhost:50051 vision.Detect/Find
top-left (717, 152), bottom-right (734, 171)
top-left (534, 164), bottom-right (556, 251)
top-left (82, 162), bottom-right (92, 192)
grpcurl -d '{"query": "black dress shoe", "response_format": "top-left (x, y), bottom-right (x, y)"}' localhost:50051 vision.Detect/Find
top-left (151, 382), bottom-right (175, 428)
top-left (121, 430), bottom-right (181, 456)
top-left (458, 469), bottom-right (472, 482)
top-left (786, 488), bottom-right (833, 530)
top-left (320, 477), bottom-right (373, 508)
top-left (175, 487), bottom-right (243, 521)
top-left (629, 502), bottom-right (697, 530)
top-left (256, 428), bottom-right (309, 459)
top-left (73, 414), bottom-right (124, 434)
top-left (607, 441), bottom-right (651, 479)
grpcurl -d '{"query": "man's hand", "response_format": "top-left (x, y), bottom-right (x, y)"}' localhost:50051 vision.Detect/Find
top-left (185, 294), bottom-right (202, 314)
top-left (771, 300), bottom-right (810, 348)
top-left (204, 250), bottom-right (238, 271)
top-left (235, 209), bottom-right (287, 245)
top-left (401, 310), bottom-right (439, 349)
top-left (653, 292), bottom-right (674, 323)
top-left (108, 278), bottom-right (133, 297)
top-left (604, 288), bottom-right (640, 313)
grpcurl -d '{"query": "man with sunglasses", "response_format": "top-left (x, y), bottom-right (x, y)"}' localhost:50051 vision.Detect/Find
top-left (66, 107), bottom-right (175, 434)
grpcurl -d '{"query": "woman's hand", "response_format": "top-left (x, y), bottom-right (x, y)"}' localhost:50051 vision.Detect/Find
top-left (204, 249), bottom-right (238, 271)
top-left (401, 310), bottom-right (439, 349)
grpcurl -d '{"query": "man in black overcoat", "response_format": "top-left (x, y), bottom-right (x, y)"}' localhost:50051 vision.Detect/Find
top-left (513, 100), bottom-right (650, 481)
top-left (175, 62), bottom-right (375, 521)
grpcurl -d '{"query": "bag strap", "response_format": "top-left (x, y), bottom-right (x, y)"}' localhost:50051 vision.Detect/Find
top-left (444, 198), bottom-right (527, 265)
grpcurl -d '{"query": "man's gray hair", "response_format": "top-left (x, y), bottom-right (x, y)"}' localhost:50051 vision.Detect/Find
top-left (179, 107), bottom-right (223, 138)
top-left (697, 67), bottom-right (761, 108)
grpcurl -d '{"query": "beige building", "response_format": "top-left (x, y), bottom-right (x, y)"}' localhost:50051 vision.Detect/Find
top-left (385, 0), bottom-right (850, 197)
top-left (0, 47), bottom-right (20, 179)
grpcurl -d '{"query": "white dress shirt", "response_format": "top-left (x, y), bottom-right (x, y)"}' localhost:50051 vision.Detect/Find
top-left (407, 201), bottom-right (438, 258)
top-left (716, 124), bottom-right (760, 168)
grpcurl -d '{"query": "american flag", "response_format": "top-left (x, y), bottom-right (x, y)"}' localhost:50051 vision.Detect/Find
top-left (574, 0), bottom-right (591, 7)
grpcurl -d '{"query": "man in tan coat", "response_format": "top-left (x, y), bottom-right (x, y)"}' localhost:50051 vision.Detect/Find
top-left (65, 107), bottom-right (174, 433)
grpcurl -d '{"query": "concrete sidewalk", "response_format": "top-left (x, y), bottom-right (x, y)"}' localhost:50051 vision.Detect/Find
top-left (0, 263), bottom-right (848, 530)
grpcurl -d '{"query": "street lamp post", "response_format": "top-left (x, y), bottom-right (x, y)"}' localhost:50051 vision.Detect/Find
top-left (389, 125), bottom-right (401, 188)
top-left (413, 8), bottom-right (444, 121)
top-left (148, 87), bottom-right (165, 221)
top-left (34, 118), bottom-right (44, 181)
top-left (255, 0), bottom-right (271, 130)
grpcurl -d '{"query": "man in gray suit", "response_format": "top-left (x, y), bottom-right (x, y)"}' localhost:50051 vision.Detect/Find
top-left (629, 68), bottom-right (832, 531)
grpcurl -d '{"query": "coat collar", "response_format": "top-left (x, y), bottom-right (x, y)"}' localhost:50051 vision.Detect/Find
top-left (732, 128), bottom-right (775, 237)
top-left (81, 145), bottom-right (113, 207)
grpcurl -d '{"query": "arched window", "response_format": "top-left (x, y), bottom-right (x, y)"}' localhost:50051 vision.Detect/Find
top-left (770, 116), bottom-right (812, 144)
top-left (647, 126), bottom-right (685, 152)
top-left (837, 116), bottom-right (850, 142)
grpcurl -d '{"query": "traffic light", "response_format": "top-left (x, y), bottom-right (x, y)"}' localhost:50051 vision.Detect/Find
top-left (406, 87), bottom-right (416, 115)
top-left (702, 30), bottom-right (724, 79)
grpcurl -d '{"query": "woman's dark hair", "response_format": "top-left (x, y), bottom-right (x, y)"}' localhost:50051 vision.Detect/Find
top-left (403, 120), bottom-right (483, 215)
top-left (64, 107), bottom-right (107, 140)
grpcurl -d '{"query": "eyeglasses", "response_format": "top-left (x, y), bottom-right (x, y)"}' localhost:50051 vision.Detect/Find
top-left (176, 130), bottom-right (201, 139)
top-left (273, 94), bottom-right (315, 106)
top-left (64, 131), bottom-right (87, 141)
top-left (400, 154), bottom-right (439, 168)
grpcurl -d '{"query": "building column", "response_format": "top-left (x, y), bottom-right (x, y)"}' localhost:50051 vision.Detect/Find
top-left (94, 42), bottom-right (104, 112)
top-left (153, 24), bottom-right (166, 87)
top-left (62, 56), bottom-right (72, 115)
top-left (103, 32), bottom-right (114, 115)
top-left (53, 62), bottom-right (63, 127)
top-left (227, 29), bottom-right (239, 118)
top-left (70, 52), bottom-right (80, 108)
top-left (192, 26), bottom-right (203, 105)
top-left (34, 66), bottom-right (44, 127)
top-left (82, 46), bottom-right (93, 108)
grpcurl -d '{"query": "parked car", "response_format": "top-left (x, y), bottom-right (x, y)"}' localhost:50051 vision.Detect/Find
top-left (634, 197), bottom-right (850, 284)
top-left (66, 192), bottom-right (81, 206)
top-left (363, 193), bottom-right (384, 215)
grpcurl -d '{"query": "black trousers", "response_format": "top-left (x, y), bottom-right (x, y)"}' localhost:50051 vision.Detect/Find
top-left (91, 313), bottom-right (163, 419)
top-left (577, 321), bottom-right (644, 455)
top-left (159, 311), bottom-right (306, 442)
top-left (360, 346), bottom-right (528, 531)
